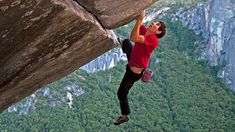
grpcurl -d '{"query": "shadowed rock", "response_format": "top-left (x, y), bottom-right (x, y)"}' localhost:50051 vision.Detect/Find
top-left (0, 0), bottom-right (157, 111)
top-left (76, 0), bottom-right (158, 29)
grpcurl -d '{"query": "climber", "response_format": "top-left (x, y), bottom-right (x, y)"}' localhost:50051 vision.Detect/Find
top-left (114, 10), bottom-right (166, 125)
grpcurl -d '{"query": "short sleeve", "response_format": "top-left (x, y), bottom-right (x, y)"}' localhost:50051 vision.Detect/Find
top-left (144, 35), bottom-right (158, 48)
top-left (139, 25), bottom-right (147, 35)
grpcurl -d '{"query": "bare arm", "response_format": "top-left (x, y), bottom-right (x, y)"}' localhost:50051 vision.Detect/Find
top-left (130, 11), bottom-right (145, 44)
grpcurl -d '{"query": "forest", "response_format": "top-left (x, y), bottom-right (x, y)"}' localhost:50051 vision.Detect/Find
top-left (0, 0), bottom-right (234, 131)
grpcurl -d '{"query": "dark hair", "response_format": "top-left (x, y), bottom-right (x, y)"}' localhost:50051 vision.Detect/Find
top-left (156, 21), bottom-right (166, 38)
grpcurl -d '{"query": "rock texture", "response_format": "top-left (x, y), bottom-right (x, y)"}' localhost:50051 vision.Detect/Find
top-left (0, 0), bottom-right (158, 112)
top-left (172, 0), bottom-right (235, 90)
top-left (76, 0), bottom-right (158, 29)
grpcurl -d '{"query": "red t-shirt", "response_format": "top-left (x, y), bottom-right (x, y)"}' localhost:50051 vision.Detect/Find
top-left (128, 24), bottom-right (158, 68)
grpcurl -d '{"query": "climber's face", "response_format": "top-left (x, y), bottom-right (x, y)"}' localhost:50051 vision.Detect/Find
top-left (148, 21), bottom-right (162, 35)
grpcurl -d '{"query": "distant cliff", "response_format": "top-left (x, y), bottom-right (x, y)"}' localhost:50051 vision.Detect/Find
top-left (172, 0), bottom-right (235, 90)
top-left (80, 48), bottom-right (126, 73)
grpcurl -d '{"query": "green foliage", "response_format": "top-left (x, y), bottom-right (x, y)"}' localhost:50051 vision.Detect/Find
top-left (156, 0), bottom-right (208, 7)
top-left (157, 17), bottom-right (203, 57)
top-left (0, 2), bottom-right (234, 131)
top-left (1, 54), bottom-right (234, 131)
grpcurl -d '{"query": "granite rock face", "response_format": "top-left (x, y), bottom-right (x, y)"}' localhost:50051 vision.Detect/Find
top-left (0, 0), bottom-right (157, 111)
top-left (80, 48), bottom-right (126, 73)
top-left (76, 0), bottom-right (158, 29)
top-left (172, 0), bottom-right (235, 90)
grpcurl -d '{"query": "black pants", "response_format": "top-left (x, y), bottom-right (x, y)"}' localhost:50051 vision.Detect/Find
top-left (121, 39), bottom-right (133, 62)
top-left (118, 39), bottom-right (144, 115)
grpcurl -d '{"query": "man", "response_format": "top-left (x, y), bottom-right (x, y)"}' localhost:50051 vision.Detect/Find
top-left (114, 10), bottom-right (166, 125)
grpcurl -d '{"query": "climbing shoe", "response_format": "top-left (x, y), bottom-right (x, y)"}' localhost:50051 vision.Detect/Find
top-left (114, 116), bottom-right (129, 125)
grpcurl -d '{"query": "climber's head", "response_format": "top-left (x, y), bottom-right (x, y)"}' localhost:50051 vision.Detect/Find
top-left (148, 20), bottom-right (166, 38)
